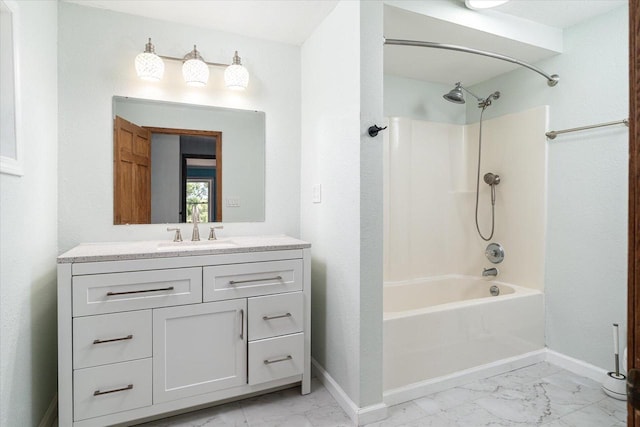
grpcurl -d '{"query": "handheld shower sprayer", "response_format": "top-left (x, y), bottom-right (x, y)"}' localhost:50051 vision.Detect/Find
top-left (484, 173), bottom-right (500, 186)
top-left (479, 91), bottom-right (501, 108)
top-left (484, 172), bottom-right (501, 207)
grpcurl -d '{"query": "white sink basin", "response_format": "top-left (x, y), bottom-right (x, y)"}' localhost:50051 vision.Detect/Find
top-left (157, 239), bottom-right (238, 251)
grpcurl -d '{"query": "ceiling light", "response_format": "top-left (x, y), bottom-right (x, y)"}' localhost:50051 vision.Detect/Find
top-left (182, 45), bottom-right (209, 87)
top-left (135, 38), bottom-right (164, 82)
top-left (465, 0), bottom-right (510, 10)
top-left (224, 51), bottom-right (249, 90)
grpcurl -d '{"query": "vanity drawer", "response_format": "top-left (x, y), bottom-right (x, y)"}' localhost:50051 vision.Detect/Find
top-left (248, 292), bottom-right (303, 341)
top-left (73, 310), bottom-right (152, 369)
top-left (248, 333), bottom-right (304, 385)
top-left (73, 267), bottom-right (202, 316)
top-left (203, 259), bottom-right (302, 302)
top-left (73, 358), bottom-right (152, 421)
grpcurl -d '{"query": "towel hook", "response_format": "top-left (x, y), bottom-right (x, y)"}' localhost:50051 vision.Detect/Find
top-left (368, 124), bottom-right (387, 137)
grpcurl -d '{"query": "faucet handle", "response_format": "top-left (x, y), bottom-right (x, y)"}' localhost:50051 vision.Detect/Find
top-left (209, 225), bottom-right (224, 240)
top-left (167, 227), bottom-right (183, 242)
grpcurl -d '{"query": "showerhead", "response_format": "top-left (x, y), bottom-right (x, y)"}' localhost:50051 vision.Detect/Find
top-left (443, 83), bottom-right (465, 104)
top-left (484, 172), bottom-right (501, 186)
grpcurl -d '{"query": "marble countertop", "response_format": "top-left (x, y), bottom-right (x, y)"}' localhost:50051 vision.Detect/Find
top-left (57, 235), bottom-right (311, 263)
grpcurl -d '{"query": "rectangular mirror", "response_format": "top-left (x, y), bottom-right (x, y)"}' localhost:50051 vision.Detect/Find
top-left (113, 96), bottom-right (265, 224)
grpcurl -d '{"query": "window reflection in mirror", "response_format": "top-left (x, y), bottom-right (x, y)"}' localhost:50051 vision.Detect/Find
top-left (112, 97), bottom-right (265, 225)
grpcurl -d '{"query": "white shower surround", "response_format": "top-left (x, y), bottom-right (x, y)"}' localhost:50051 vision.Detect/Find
top-left (383, 106), bottom-right (548, 288)
top-left (382, 106), bottom-right (549, 396)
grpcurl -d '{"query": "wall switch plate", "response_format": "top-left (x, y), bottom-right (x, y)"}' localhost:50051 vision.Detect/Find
top-left (312, 185), bottom-right (322, 203)
top-left (226, 198), bottom-right (240, 207)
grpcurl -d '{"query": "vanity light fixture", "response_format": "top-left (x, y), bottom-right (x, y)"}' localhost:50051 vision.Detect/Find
top-left (464, 0), bottom-right (510, 10)
top-left (135, 38), bottom-right (164, 82)
top-left (135, 38), bottom-right (249, 90)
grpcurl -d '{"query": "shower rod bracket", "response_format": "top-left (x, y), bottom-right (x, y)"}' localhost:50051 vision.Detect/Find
top-left (368, 124), bottom-right (388, 137)
top-left (384, 38), bottom-right (560, 87)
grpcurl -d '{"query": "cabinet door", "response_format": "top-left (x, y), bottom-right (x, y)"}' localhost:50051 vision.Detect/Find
top-left (153, 300), bottom-right (247, 403)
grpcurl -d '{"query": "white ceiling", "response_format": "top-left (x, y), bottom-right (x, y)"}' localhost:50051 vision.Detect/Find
top-left (486, 0), bottom-right (627, 29)
top-left (67, 0), bottom-right (627, 85)
top-left (64, 0), bottom-right (339, 46)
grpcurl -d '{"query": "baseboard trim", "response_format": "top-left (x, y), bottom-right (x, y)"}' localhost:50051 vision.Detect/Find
top-left (311, 358), bottom-right (388, 426)
top-left (545, 349), bottom-right (607, 383)
top-left (38, 393), bottom-right (58, 427)
top-left (383, 349), bottom-right (547, 407)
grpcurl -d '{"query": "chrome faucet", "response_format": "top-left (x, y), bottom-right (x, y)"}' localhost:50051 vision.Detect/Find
top-left (482, 267), bottom-right (498, 277)
top-left (191, 205), bottom-right (200, 241)
top-left (167, 227), bottom-right (183, 242)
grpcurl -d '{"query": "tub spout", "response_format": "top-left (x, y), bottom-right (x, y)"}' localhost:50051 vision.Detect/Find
top-left (482, 267), bottom-right (498, 277)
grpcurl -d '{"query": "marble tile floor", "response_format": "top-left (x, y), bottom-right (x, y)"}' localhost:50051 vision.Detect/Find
top-left (134, 362), bottom-right (626, 427)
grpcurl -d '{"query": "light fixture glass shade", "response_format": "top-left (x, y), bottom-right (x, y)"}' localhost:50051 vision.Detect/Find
top-left (225, 51), bottom-right (249, 90)
top-left (182, 45), bottom-right (209, 87)
top-left (183, 59), bottom-right (209, 86)
top-left (135, 38), bottom-right (164, 81)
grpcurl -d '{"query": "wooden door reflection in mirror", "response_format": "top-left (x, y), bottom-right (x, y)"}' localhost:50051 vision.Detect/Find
top-left (113, 116), bottom-right (151, 224)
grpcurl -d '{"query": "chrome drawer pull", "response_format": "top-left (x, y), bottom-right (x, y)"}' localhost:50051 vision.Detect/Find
top-left (93, 384), bottom-right (133, 396)
top-left (106, 286), bottom-right (174, 296)
top-left (93, 334), bottom-right (133, 345)
top-left (263, 313), bottom-right (292, 321)
top-left (229, 276), bottom-right (282, 285)
top-left (264, 355), bottom-right (293, 365)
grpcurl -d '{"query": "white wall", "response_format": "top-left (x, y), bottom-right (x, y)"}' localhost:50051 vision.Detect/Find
top-left (384, 75), bottom-right (466, 124)
top-left (301, 0), bottom-right (363, 405)
top-left (469, 6), bottom-right (628, 370)
top-left (0, 2), bottom-right (58, 425)
top-left (301, 0), bottom-right (384, 410)
top-left (359, 1), bottom-right (384, 408)
top-left (301, 1), bottom-right (383, 414)
top-left (384, 107), bottom-right (548, 292)
top-left (58, 2), bottom-right (300, 252)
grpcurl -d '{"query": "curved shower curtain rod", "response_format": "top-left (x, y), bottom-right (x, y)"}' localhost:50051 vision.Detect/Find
top-left (384, 38), bottom-right (560, 87)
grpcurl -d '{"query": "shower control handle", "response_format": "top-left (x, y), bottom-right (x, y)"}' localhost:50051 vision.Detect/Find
top-left (485, 243), bottom-right (505, 264)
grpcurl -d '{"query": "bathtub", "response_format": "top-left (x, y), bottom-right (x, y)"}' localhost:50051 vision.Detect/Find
top-left (383, 275), bottom-right (544, 392)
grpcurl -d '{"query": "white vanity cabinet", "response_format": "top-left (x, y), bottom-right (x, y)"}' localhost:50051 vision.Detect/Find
top-left (57, 237), bottom-right (311, 427)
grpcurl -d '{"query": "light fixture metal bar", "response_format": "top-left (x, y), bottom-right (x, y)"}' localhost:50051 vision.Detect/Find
top-left (159, 55), bottom-right (229, 68)
top-left (545, 119), bottom-right (629, 140)
top-left (384, 38), bottom-right (560, 87)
